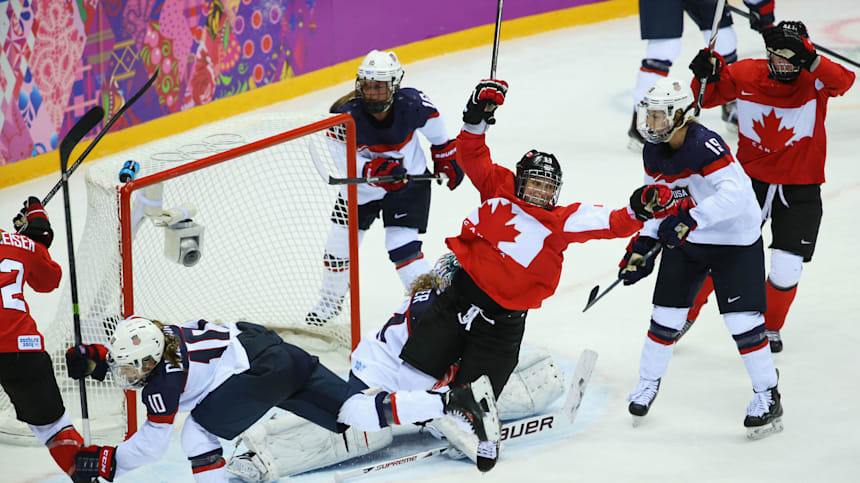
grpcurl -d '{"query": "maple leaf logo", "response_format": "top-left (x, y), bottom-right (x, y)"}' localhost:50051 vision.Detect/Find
top-left (752, 109), bottom-right (796, 152)
top-left (470, 201), bottom-right (521, 247)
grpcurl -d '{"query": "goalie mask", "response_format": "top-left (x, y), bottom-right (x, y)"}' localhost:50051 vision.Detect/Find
top-left (515, 150), bottom-right (563, 210)
top-left (767, 21), bottom-right (808, 83)
top-left (433, 252), bottom-right (461, 293)
top-left (356, 50), bottom-right (404, 114)
top-left (636, 78), bottom-right (695, 144)
top-left (107, 316), bottom-right (165, 389)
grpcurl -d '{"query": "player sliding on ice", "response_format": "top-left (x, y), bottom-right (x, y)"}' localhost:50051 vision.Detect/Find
top-left (226, 253), bottom-right (572, 481)
top-left (65, 316), bottom-right (499, 481)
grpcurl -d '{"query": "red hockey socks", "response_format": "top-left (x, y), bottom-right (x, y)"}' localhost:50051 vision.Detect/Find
top-left (764, 279), bottom-right (798, 331)
top-left (47, 426), bottom-right (84, 476)
top-left (686, 276), bottom-right (714, 322)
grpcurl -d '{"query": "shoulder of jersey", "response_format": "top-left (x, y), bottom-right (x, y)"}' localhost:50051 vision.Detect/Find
top-left (395, 88), bottom-right (435, 112)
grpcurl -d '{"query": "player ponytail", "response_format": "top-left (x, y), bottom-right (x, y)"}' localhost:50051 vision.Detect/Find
top-left (149, 319), bottom-right (182, 368)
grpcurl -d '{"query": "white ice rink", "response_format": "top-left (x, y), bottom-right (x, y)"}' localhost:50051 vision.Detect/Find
top-left (2, 0), bottom-right (859, 481)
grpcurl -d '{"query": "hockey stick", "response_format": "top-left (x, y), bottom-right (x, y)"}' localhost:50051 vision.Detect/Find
top-left (328, 173), bottom-right (444, 186)
top-left (40, 68), bottom-right (159, 207)
top-left (582, 242), bottom-right (662, 313)
top-left (58, 117), bottom-right (102, 446)
top-left (490, 0), bottom-right (504, 78)
top-left (726, 4), bottom-right (860, 69)
top-left (333, 349), bottom-right (598, 482)
top-left (695, 0), bottom-right (727, 116)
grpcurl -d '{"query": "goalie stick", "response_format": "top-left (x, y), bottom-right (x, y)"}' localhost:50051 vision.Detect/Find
top-left (726, 4), bottom-right (860, 69)
top-left (582, 242), bottom-right (662, 313)
top-left (333, 349), bottom-right (598, 482)
top-left (694, 0), bottom-right (727, 116)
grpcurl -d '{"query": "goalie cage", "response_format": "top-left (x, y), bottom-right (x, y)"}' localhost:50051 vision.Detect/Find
top-left (0, 113), bottom-right (361, 444)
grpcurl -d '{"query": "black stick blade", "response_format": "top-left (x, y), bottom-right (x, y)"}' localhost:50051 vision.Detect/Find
top-left (59, 106), bottom-right (104, 171)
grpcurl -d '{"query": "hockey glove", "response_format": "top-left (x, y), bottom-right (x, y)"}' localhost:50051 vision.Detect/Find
top-left (13, 196), bottom-right (54, 248)
top-left (363, 157), bottom-right (408, 192)
top-left (629, 184), bottom-right (674, 221)
top-left (744, 0), bottom-right (775, 32)
top-left (75, 445), bottom-right (117, 482)
top-left (66, 344), bottom-right (109, 381)
top-left (430, 139), bottom-right (464, 190)
top-left (689, 49), bottom-right (725, 84)
top-left (658, 208), bottom-right (697, 248)
top-left (463, 79), bottom-right (509, 125)
top-left (619, 235), bottom-right (660, 286)
top-left (763, 26), bottom-right (818, 71)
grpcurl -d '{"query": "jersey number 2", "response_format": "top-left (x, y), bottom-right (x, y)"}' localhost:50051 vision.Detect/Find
top-left (0, 259), bottom-right (26, 312)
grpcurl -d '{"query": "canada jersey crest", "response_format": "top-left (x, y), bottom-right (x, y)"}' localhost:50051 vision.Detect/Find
top-left (463, 198), bottom-right (551, 268)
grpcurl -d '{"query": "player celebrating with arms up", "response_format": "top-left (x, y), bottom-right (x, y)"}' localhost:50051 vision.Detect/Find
top-left (307, 49), bottom-right (464, 326)
top-left (620, 78), bottom-right (782, 440)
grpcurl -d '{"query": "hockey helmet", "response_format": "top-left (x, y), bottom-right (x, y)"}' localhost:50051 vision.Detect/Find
top-left (767, 21), bottom-right (809, 83)
top-left (636, 78), bottom-right (695, 144)
top-left (107, 315), bottom-right (165, 389)
top-left (433, 252), bottom-right (461, 293)
top-left (355, 50), bottom-right (404, 114)
top-left (515, 150), bottom-right (563, 210)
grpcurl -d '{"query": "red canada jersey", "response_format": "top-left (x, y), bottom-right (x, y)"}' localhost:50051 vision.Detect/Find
top-left (447, 131), bottom-right (642, 310)
top-left (694, 56), bottom-right (855, 185)
top-left (0, 230), bottom-right (62, 352)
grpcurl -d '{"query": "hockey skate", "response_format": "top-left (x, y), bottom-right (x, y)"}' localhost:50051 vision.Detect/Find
top-left (721, 101), bottom-right (739, 133)
top-left (765, 330), bottom-right (783, 353)
top-left (305, 294), bottom-right (345, 326)
top-left (225, 452), bottom-right (266, 482)
top-left (627, 378), bottom-right (660, 425)
top-left (627, 111), bottom-right (645, 152)
top-left (438, 375), bottom-right (501, 472)
top-left (744, 385), bottom-right (784, 440)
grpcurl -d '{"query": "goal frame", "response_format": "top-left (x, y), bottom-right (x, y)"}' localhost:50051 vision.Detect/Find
top-left (116, 113), bottom-right (360, 436)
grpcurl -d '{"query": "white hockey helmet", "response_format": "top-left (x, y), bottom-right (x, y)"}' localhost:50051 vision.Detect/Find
top-left (355, 50), bottom-right (404, 114)
top-left (107, 315), bottom-right (165, 389)
top-left (636, 78), bottom-right (695, 144)
top-left (433, 252), bottom-right (461, 292)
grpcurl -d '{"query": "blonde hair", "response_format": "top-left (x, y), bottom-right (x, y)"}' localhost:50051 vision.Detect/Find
top-left (150, 319), bottom-right (182, 368)
top-left (407, 272), bottom-right (439, 296)
top-left (330, 90), bottom-right (357, 113)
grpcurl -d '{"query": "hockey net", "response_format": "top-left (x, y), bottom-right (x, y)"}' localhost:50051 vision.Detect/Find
top-left (0, 113), bottom-right (360, 444)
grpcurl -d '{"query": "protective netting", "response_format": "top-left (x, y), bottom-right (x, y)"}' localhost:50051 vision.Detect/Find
top-left (0, 113), bottom-right (357, 444)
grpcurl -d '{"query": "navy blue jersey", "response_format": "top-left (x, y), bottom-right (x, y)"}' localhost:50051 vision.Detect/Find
top-left (333, 88), bottom-right (441, 151)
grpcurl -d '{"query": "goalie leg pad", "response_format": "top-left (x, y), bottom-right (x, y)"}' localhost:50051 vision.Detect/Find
top-left (231, 413), bottom-right (393, 481)
top-left (496, 350), bottom-right (565, 421)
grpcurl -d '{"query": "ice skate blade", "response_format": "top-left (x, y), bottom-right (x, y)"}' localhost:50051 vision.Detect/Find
top-left (746, 418), bottom-right (784, 440)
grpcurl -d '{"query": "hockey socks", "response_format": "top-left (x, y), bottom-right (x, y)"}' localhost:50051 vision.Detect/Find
top-left (46, 426), bottom-right (84, 477)
top-left (764, 279), bottom-right (798, 332)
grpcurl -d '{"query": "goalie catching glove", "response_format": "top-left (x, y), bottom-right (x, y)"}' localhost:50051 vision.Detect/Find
top-left (619, 235), bottom-right (660, 286)
top-left (463, 79), bottom-right (508, 126)
top-left (66, 343), bottom-right (109, 381)
top-left (363, 157), bottom-right (408, 191)
top-left (430, 139), bottom-right (464, 190)
top-left (629, 184), bottom-right (674, 221)
top-left (12, 196), bottom-right (54, 248)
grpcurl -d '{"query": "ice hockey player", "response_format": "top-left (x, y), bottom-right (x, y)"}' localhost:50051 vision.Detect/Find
top-left (681, 20), bottom-right (856, 352)
top-left (306, 49), bottom-right (464, 326)
top-left (65, 315), bottom-right (498, 481)
top-left (629, 0), bottom-right (776, 149)
top-left (392, 78), bottom-right (677, 467)
top-left (0, 197), bottom-right (90, 481)
top-left (620, 77), bottom-right (783, 440)
top-left (225, 252), bottom-right (567, 481)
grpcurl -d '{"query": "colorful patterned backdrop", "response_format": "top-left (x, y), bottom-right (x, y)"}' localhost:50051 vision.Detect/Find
top-left (0, 0), bottom-right (604, 167)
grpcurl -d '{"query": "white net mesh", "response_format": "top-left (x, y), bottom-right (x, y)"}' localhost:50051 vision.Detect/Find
top-left (0, 113), bottom-right (357, 443)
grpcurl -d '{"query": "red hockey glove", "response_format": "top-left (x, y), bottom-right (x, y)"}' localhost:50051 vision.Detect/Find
top-left (363, 157), bottom-right (408, 192)
top-left (66, 344), bottom-right (109, 381)
top-left (75, 445), bottom-right (117, 481)
top-left (13, 196), bottom-right (54, 248)
top-left (430, 139), bottom-right (463, 190)
top-left (629, 184), bottom-right (674, 221)
top-left (689, 49), bottom-right (726, 84)
top-left (658, 208), bottom-right (698, 248)
top-left (463, 79), bottom-right (509, 125)
top-left (744, 0), bottom-right (775, 32)
top-left (618, 235), bottom-right (660, 286)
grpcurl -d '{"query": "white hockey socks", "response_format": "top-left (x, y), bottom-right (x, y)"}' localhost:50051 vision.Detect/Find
top-left (337, 389), bottom-right (444, 431)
